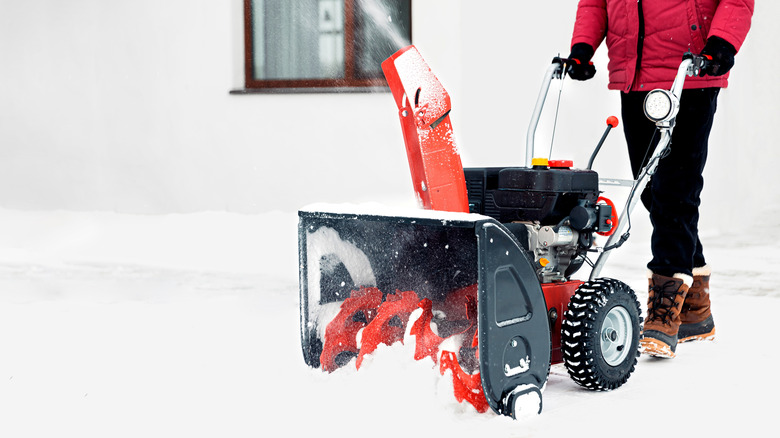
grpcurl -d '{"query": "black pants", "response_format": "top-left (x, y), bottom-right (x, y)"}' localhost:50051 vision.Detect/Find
top-left (620, 88), bottom-right (719, 278)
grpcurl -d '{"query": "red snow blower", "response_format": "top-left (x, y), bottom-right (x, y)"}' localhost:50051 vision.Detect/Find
top-left (298, 45), bottom-right (710, 418)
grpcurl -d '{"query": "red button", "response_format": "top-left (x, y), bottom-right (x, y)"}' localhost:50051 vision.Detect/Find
top-left (548, 160), bottom-right (574, 168)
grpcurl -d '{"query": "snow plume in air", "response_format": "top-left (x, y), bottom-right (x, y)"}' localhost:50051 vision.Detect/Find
top-left (359, 0), bottom-right (410, 51)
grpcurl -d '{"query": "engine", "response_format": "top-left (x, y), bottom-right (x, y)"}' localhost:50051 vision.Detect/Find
top-left (464, 161), bottom-right (613, 283)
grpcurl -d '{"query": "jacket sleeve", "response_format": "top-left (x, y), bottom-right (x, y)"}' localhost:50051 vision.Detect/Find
top-left (708, 0), bottom-right (754, 52)
top-left (570, 0), bottom-right (608, 50)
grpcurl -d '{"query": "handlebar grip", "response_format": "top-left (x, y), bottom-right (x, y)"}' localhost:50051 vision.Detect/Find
top-left (683, 52), bottom-right (712, 77)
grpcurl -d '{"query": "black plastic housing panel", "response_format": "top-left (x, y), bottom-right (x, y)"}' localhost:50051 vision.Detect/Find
top-left (476, 222), bottom-right (551, 415)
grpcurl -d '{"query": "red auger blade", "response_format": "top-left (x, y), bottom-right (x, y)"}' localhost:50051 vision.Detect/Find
top-left (356, 290), bottom-right (421, 369)
top-left (320, 287), bottom-right (383, 373)
top-left (440, 351), bottom-right (489, 413)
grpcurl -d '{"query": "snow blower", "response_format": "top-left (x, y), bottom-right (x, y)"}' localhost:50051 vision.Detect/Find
top-left (298, 45), bottom-right (710, 419)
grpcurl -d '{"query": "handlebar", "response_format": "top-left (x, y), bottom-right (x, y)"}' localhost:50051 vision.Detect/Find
top-left (525, 53), bottom-right (711, 167)
top-left (588, 53), bottom-right (707, 279)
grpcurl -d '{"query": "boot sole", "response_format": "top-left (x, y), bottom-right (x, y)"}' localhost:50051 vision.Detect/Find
top-left (678, 327), bottom-right (716, 344)
top-left (678, 315), bottom-right (715, 343)
top-left (640, 337), bottom-right (676, 358)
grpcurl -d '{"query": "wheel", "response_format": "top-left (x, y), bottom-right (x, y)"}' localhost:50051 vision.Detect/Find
top-left (561, 278), bottom-right (642, 390)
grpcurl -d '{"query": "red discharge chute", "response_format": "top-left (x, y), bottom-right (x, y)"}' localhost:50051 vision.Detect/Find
top-left (381, 45), bottom-right (470, 213)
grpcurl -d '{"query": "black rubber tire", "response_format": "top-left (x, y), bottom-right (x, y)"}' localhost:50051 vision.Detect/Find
top-left (561, 278), bottom-right (642, 390)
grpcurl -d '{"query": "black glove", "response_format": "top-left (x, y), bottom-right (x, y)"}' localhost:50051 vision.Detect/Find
top-left (567, 43), bottom-right (596, 81)
top-left (699, 36), bottom-right (737, 77)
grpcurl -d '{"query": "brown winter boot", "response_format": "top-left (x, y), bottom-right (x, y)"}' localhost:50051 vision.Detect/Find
top-left (678, 265), bottom-right (715, 343)
top-left (640, 271), bottom-right (692, 358)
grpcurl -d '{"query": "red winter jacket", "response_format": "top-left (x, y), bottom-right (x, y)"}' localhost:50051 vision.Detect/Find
top-left (571, 0), bottom-right (754, 92)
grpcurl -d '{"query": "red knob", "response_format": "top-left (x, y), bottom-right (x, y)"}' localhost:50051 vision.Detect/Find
top-left (549, 160), bottom-right (574, 168)
top-left (607, 116), bottom-right (619, 128)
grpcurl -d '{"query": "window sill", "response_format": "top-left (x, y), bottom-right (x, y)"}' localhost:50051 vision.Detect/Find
top-left (229, 86), bottom-right (390, 95)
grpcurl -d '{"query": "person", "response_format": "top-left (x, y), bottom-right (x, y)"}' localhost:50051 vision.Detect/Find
top-left (566, 0), bottom-right (753, 358)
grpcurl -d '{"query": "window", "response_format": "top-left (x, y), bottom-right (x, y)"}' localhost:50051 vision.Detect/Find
top-left (242, 0), bottom-right (412, 92)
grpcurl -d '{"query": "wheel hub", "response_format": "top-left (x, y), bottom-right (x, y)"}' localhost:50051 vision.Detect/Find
top-left (600, 306), bottom-right (633, 366)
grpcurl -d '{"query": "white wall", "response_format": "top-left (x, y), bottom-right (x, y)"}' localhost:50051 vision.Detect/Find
top-left (0, 0), bottom-right (777, 231)
top-left (0, 0), bottom-right (411, 213)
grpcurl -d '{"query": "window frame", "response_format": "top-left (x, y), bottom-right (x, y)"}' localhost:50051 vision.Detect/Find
top-left (241, 0), bottom-right (412, 93)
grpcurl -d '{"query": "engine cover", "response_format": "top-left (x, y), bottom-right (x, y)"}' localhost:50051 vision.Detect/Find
top-left (465, 166), bottom-right (599, 224)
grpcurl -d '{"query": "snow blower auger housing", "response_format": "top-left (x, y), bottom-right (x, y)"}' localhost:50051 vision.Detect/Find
top-left (299, 45), bottom-right (707, 419)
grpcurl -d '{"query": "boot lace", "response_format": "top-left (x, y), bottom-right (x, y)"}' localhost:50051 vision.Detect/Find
top-left (648, 280), bottom-right (685, 325)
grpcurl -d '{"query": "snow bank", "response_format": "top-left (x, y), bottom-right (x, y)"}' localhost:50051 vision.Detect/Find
top-left (0, 208), bottom-right (777, 437)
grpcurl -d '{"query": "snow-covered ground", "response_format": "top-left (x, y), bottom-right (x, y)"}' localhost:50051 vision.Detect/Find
top-left (0, 205), bottom-right (777, 437)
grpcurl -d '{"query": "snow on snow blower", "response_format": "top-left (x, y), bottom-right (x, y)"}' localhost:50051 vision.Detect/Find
top-left (299, 45), bottom-right (709, 419)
